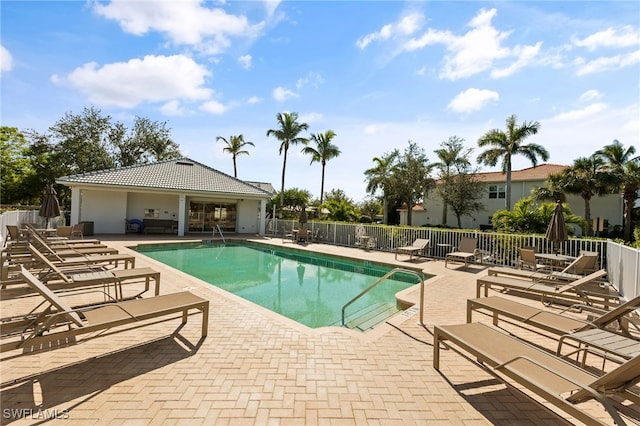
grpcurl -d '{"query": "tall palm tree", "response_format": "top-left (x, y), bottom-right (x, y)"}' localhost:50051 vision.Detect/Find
top-left (560, 155), bottom-right (609, 236)
top-left (532, 172), bottom-right (567, 203)
top-left (477, 114), bottom-right (548, 210)
top-left (596, 140), bottom-right (639, 241)
top-left (433, 136), bottom-right (471, 225)
top-left (301, 130), bottom-right (340, 204)
top-left (364, 150), bottom-right (398, 225)
top-left (217, 134), bottom-right (254, 178)
top-left (266, 112), bottom-right (309, 207)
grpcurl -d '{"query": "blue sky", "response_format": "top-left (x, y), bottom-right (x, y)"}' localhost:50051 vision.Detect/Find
top-left (2, 1), bottom-right (639, 202)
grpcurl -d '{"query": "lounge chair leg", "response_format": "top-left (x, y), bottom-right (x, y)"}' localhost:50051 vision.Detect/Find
top-left (201, 303), bottom-right (209, 336)
top-left (433, 328), bottom-right (441, 370)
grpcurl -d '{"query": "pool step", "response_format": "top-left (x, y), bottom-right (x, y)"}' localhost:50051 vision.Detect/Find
top-left (344, 303), bottom-right (399, 331)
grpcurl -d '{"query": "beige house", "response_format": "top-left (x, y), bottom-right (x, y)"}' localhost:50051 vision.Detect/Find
top-left (56, 158), bottom-right (275, 236)
top-left (400, 164), bottom-right (623, 235)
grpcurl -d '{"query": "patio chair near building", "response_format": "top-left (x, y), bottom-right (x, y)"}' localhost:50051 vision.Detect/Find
top-left (0, 267), bottom-right (208, 354)
top-left (433, 322), bottom-right (640, 426)
top-left (518, 248), bottom-right (547, 271)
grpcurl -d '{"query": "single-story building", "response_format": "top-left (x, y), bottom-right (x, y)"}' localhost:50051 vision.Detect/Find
top-left (56, 158), bottom-right (275, 236)
top-left (399, 163), bottom-right (623, 235)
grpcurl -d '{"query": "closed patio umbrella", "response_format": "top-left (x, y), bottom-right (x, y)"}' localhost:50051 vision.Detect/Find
top-left (39, 185), bottom-right (61, 229)
top-left (545, 201), bottom-right (568, 254)
top-left (299, 205), bottom-right (308, 227)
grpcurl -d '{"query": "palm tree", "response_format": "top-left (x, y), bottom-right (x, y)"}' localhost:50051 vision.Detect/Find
top-left (596, 140), bottom-right (640, 241)
top-left (477, 114), bottom-right (548, 210)
top-left (433, 136), bottom-right (471, 225)
top-left (301, 130), bottom-right (340, 204)
top-left (217, 134), bottom-right (254, 178)
top-left (364, 150), bottom-right (398, 225)
top-left (266, 112), bottom-right (309, 207)
top-left (532, 172), bottom-right (567, 203)
top-left (560, 155), bottom-right (609, 236)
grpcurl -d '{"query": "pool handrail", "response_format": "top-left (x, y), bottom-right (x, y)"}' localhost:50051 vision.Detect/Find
top-left (341, 268), bottom-right (425, 328)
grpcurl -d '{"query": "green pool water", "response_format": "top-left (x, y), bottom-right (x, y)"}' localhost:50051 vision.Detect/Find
top-left (135, 242), bottom-right (424, 329)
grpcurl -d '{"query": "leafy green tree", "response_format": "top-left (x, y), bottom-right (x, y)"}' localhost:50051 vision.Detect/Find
top-left (266, 112), bottom-right (309, 207)
top-left (301, 130), bottom-right (340, 204)
top-left (359, 198), bottom-right (382, 222)
top-left (559, 155), bottom-right (610, 236)
top-left (48, 106), bottom-right (115, 175)
top-left (433, 136), bottom-right (472, 225)
top-left (270, 188), bottom-right (312, 219)
top-left (532, 172), bottom-right (567, 203)
top-left (596, 140), bottom-right (640, 242)
top-left (217, 134), bottom-right (254, 178)
top-left (137, 117), bottom-right (181, 162)
top-left (364, 150), bottom-right (399, 225)
top-left (492, 197), bottom-right (584, 234)
top-left (0, 126), bottom-right (38, 204)
top-left (477, 114), bottom-right (548, 210)
top-left (387, 142), bottom-right (434, 226)
top-left (323, 189), bottom-right (357, 221)
top-left (442, 168), bottom-right (485, 228)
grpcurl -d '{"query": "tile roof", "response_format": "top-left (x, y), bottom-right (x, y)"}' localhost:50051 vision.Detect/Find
top-left (475, 163), bottom-right (567, 183)
top-left (56, 158), bottom-right (273, 198)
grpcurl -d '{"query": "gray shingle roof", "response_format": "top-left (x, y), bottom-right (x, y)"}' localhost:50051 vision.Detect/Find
top-left (56, 158), bottom-right (272, 198)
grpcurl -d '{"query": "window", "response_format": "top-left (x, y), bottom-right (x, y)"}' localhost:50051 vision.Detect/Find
top-left (488, 185), bottom-right (505, 199)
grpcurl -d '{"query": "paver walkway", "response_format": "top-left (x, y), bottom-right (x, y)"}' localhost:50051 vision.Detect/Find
top-left (1, 235), bottom-right (634, 425)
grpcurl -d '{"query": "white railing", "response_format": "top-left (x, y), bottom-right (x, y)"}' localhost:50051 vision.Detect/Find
top-left (606, 240), bottom-right (640, 299)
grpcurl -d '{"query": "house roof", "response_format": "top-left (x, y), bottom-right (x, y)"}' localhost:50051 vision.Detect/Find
top-left (475, 163), bottom-right (567, 183)
top-left (56, 158), bottom-right (273, 198)
top-left (246, 181), bottom-right (277, 195)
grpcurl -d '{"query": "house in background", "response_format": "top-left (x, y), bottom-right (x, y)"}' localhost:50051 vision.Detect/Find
top-left (399, 164), bottom-right (623, 235)
top-left (56, 158), bottom-right (274, 236)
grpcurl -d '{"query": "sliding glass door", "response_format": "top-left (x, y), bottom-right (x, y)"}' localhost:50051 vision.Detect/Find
top-left (188, 201), bottom-right (236, 233)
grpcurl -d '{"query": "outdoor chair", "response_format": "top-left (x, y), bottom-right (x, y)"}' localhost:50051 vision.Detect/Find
top-left (21, 242), bottom-right (136, 270)
top-left (518, 248), bottom-right (548, 272)
top-left (354, 224), bottom-right (375, 250)
top-left (70, 223), bottom-right (84, 239)
top-left (467, 294), bottom-right (640, 364)
top-left (4, 225), bottom-right (26, 246)
top-left (567, 251), bottom-right (599, 275)
top-left (25, 229), bottom-right (118, 258)
top-left (433, 322), bottom-right (640, 426)
top-left (0, 267), bottom-right (208, 354)
top-left (476, 269), bottom-right (619, 308)
top-left (282, 227), bottom-right (296, 244)
top-left (296, 227), bottom-right (309, 244)
top-left (445, 237), bottom-right (478, 269)
top-left (55, 226), bottom-right (72, 238)
top-left (395, 238), bottom-right (431, 261)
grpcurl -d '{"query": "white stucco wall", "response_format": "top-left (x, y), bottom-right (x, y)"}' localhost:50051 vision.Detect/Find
top-left (127, 192), bottom-right (180, 221)
top-left (79, 189), bottom-right (127, 234)
top-left (236, 199), bottom-right (260, 234)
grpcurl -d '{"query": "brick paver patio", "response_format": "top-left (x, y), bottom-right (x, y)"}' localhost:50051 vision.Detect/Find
top-left (1, 235), bottom-right (635, 425)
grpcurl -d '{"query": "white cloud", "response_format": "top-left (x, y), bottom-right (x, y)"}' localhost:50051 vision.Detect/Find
top-left (247, 96), bottom-right (262, 104)
top-left (272, 86), bottom-right (298, 101)
top-left (575, 49), bottom-right (640, 75)
top-left (447, 88), bottom-right (499, 114)
top-left (579, 89), bottom-right (603, 102)
top-left (296, 72), bottom-right (324, 89)
top-left (299, 112), bottom-right (323, 123)
top-left (401, 8), bottom-right (541, 80)
top-left (572, 26), bottom-right (640, 51)
top-left (1, 45), bottom-right (12, 71)
top-left (55, 54), bottom-right (212, 108)
top-left (238, 54), bottom-right (252, 69)
top-left (160, 100), bottom-right (189, 116)
top-left (200, 99), bottom-right (228, 115)
top-left (549, 102), bottom-right (608, 122)
top-left (93, 0), bottom-right (264, 55)
top-left (356, 12), bottom-right (423, 49)
top-left (364, 124), bottom-right (380, 135)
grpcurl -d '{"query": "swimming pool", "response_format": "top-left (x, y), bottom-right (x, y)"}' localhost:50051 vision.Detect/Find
top-left (135, 241), bottom-right (425, 329)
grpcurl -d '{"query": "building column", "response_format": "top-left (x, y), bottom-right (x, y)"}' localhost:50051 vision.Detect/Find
top-left (70, 187), bottom-right (81, 225)
top-left (178, 194), bottom-right (186, 237)
top-left (259, 199), bottom-right (266, 236)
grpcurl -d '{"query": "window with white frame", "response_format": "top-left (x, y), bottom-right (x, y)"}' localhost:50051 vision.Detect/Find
top-left (488, 185), bottom-right (505, 199)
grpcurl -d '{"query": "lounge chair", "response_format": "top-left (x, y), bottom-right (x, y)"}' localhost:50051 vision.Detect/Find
top-left (21, 243), bottom-right (136, 270)
top-left (297, 226), bottom-right (309, 243)
top-left (467, 295), bottom-right (640, 363)
top-left (27, 230), bottom-right (116, 257)
top-left (445, 237), bottom-right (478, 269)
top-left (395, 238), bottom-right (431, 261)
top-left (433, 322), bottom-right (640, 426)
top-left (2, 245), bottom-right (160, 299)
top-left (488, 253), bottom-right (603, 283)
top-left (70, 223), bottom-right (84, 239)
top-left (476, 269), bottom-right (618, 308)
top-left (0, 267), bottom-right (208, 354)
